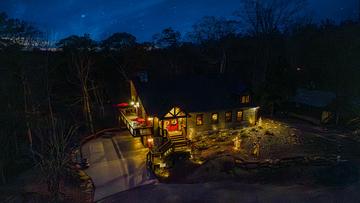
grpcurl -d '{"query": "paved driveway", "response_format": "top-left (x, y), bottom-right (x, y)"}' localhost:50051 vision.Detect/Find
top-left (82, 130), bottom-right (155, 201)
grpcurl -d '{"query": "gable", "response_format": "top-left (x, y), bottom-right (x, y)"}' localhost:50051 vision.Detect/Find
top-left (164, 107), bottom-right (187, 118)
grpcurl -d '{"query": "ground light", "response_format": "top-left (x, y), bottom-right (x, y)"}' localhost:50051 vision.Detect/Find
top-left (233, 136), bottom-right (242, 151)
top-left (147, 137), bottom-right (154, 148)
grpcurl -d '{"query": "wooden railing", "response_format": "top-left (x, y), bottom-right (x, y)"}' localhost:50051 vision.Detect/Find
top-left (119, 110), bottom-right (153, 137)
top-left (147, 130), bottom-right (174, 169)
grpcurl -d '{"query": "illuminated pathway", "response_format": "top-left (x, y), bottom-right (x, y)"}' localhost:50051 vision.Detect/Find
top-left (82, 131), bottom-right (156, 201)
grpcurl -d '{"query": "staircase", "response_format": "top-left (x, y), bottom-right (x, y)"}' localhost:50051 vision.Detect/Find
top-left (168, 131), bottom-right (189, 152)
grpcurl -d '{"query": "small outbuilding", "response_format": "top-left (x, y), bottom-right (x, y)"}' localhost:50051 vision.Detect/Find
top-left (286, 88), bottom-right (336, 124)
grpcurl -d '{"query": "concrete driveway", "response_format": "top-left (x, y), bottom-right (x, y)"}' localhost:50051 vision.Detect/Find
top-left (82, 130), bottom-right (156, 201)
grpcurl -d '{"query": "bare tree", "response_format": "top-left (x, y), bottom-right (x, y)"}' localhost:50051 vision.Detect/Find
top-left (32, 118), bottom-right (77, 201)
top-left (0, 129), bottom-right (15, 184)
top-left (152, 27), bottom-right (181, 48)
top-left (188, 16), bottom-right (238, 74)
top-left (57, 35), bottom-right (97, 135)
top-left (72, 51), bottom-right (96, 135)
top-left (236, 0), bottom-right (306, 86)
top-left (152, 28), bottom-right (182, 75)
top-left (188, 16), bottom-right (237, 44)
top-left (237, 0), bottom-right (307, 36)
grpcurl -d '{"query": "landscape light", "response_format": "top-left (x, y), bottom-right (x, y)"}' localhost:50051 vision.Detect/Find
top-left (147, 138), bottom-right (154, 146)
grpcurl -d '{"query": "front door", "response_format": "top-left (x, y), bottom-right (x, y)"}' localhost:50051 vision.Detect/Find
top-left (166, 118), bottom-right (179, 132)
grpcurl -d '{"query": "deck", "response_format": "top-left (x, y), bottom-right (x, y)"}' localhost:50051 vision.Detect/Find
top-left (119, 109), bottom-right (153, 137)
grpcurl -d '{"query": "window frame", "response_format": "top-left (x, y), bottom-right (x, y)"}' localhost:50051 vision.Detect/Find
top-left (196, 114), bottom-right (204, 126)
top-left (241, 95), bottom-right (250, 104)
top-left (236, 110), bottom-right (243, 122)
top-left (211, 112), bottom-right (219, 124)
top-left (225, 111), bottom-right (232, 123)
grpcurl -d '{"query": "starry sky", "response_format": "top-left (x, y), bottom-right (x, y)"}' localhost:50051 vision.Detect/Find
top-left (0, 0), bottom-right (358, 42)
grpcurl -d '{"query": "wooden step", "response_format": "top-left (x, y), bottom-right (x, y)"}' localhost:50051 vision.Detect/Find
top-left (170, 136), bottom-right (185, 140)
top-left (174, 143), bottom-right (187, 147)
top-left (171, 137), bottom-right (186, 141)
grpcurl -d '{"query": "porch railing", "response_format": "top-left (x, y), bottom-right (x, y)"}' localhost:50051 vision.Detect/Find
top-left (148, 130), bottom-right (174, 165)
top-left (119, 110), bottom-right (153, 137)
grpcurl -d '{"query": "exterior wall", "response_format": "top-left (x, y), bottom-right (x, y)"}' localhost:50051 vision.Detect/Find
top-left (130, 81), bottom-right (147, 119)
top-left (187, 107), bottom-right (258, 140)
top-left (130, 81), bottom-right (137, 101)
top-left (138, 98), bottom-right (146, 118)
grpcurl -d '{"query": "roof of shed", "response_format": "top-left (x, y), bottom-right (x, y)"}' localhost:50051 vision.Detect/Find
top-left (293, 88), bottom-right (336, 108)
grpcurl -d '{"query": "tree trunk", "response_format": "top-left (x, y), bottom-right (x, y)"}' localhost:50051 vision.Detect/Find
top-left (219, 50), bottom-right (227, 74)
top-left (22, 79), bottom-right (33, 150)
top-left (83, 86), bottom-right (95, 135)
top-left (0, 167), bottom-right (6, 185)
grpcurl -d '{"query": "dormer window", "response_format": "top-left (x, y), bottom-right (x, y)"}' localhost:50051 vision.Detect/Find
top-left (241, 95), bottom-right (250, 104)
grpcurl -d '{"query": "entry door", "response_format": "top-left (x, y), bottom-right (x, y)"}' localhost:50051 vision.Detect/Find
top-left (167, 119), bottom-right (179, 131)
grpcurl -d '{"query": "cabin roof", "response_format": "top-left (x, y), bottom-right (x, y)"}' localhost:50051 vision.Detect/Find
top-left (132, 74), bottom-right (255, 117)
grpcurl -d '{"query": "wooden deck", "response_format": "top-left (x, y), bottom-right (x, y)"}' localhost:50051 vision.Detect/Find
top-left (119, 110), bottom-right (153, 137)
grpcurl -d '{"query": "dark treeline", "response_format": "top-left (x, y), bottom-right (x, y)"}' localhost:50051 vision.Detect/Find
top-left (0, 0), bottom-right (360, 192)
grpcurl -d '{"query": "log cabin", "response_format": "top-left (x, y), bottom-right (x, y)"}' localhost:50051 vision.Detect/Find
top-left (118, 74), bottom-right (260, 157)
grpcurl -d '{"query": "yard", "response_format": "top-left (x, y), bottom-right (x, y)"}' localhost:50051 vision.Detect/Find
top-left (191, 118), bottom-right (303, 161)
top-left (158, 118), bottom-right (360, 186)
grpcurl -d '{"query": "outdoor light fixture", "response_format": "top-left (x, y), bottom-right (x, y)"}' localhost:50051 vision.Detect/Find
top-left (147, 137), bottom-right (154, 148)
top-left (133, 102), bottom-right (140, 108)
top-left (147, 117), bottom-right (153, 121)
top-left (130, 101), bottom-right (135, 106)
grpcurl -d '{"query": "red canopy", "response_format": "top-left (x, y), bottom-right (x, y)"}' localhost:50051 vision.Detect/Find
top-left (132, 117), bottom-right (145, 122)
top-left (114, 102), bottom-right (129, 108)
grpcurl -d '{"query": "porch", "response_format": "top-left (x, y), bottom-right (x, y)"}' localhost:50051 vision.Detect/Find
top-left (158, 107), bottom-right (190, 152)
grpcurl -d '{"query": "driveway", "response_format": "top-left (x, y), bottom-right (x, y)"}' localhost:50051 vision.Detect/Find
top-left (82, 130), bottom-right (156, 201)
top-left (99, 181), bottom-right (360, 203)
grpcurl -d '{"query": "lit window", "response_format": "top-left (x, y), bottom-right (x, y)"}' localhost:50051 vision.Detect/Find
top-left (196, 114), bottom-right (203, 125)
top-left (211, 113), bottom-right (219, 124)
top-left (225, 111), bottom-right (232, 122)
top-left (241, 95), bottom-right (250, 104)
top-left (236, 111), bottom-right (243, 122)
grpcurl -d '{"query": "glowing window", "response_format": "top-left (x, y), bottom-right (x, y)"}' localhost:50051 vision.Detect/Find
top-left (225, 111), bottom-right (232, 122)
top-left (241, 95), bottom-right (250, 104)
top-left (196, 114), bottom-right (203, 126)
top-left (211, 113), bottom-right (219, 124)
top-left (236, 111), bottom-right (243, 122)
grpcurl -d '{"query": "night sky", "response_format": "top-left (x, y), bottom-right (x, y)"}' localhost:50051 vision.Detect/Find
top-left (0, 0), bottom-right (358, 42)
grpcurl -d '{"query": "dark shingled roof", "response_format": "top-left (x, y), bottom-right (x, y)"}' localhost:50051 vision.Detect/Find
top-left (133, 74), bottom-right (256, 117)
top-left (293, 88), bottom-right (336, 108)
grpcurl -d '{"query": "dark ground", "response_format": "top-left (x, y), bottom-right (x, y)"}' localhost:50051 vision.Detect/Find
top-left (102, 117), bottom-right (360, 203)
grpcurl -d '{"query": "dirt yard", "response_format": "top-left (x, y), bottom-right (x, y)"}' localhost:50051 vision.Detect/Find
top-left (161, 118), bottom-right (360, 186)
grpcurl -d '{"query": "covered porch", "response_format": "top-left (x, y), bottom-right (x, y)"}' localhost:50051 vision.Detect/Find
top-left (157, 107), bottom-right (190, 152)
